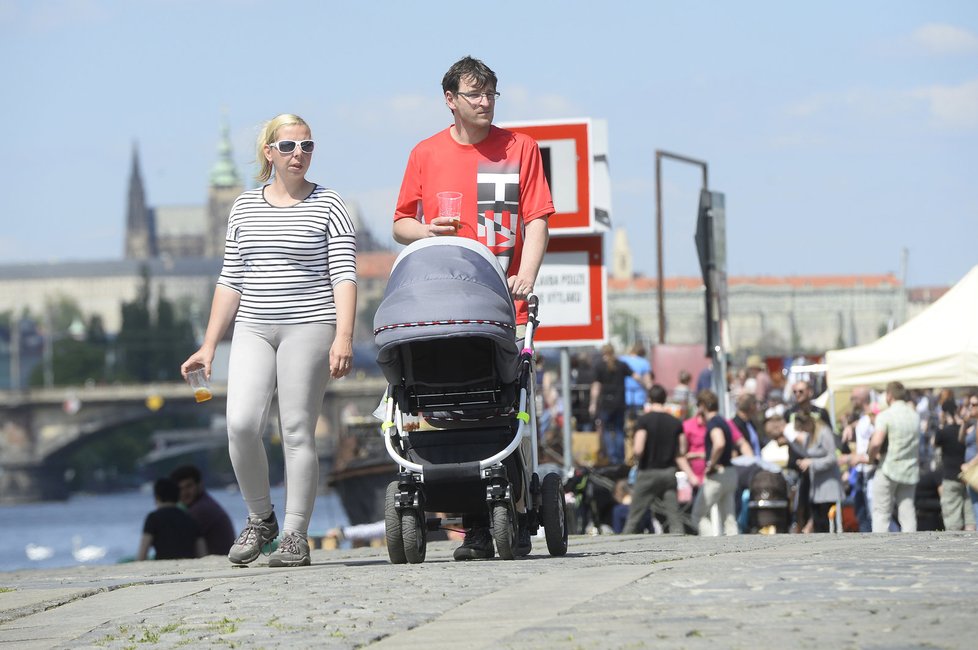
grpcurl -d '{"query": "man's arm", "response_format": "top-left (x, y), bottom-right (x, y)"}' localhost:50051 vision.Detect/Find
top-left (868, 420), bottom-right (887, 463)
top-left (136, 533), bottom-right (152, 562)
top-left (632, 427), bottom-right (647, 464)
top-left (508, 218), bottom-right (549, 299)
top-left (393, 216), bottom-right (457, 244)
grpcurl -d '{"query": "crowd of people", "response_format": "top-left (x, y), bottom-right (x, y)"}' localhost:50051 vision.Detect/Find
top-left (537, 345), bottom-right (978, 537)
top-left (142, 51), bottom-right (972, 566)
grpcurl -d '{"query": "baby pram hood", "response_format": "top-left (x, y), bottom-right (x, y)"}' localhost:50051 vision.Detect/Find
top-left (374, 238), bottom-right (521, 386)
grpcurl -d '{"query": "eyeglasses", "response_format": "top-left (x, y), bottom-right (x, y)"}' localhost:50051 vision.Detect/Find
top-left (268, 140), bottom-right (315, 154)
top-left (793, 389), bottom-right (807, 395)
top-left (455, 90), bottom-right (500, 103)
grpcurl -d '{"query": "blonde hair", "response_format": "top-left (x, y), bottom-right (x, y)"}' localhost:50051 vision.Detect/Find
top-left (255, 113), bottom-right (309, 183)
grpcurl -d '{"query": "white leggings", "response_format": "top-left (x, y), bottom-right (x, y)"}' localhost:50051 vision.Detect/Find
top-left (226, 322), bottom-right (334, 536)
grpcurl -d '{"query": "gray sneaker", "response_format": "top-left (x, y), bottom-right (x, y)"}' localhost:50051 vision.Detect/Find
top-left (452, 526), bottom-right (494, 561)
top-left (228, 512), bottom-right (279, 565)
top-left (268, 532), bottom-right (310, 568)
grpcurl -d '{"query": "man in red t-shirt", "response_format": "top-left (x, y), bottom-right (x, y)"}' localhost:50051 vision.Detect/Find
top-left (392, 56), bottom-right (554, 560)
top-left (393, 55), bottom-right (553, 327)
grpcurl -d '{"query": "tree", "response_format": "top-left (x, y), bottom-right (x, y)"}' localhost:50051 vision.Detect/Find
top-left (115, 265), bottom-right (196, 382)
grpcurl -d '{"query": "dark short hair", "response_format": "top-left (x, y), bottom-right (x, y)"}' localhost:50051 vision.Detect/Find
top-left (886, 381), bottom-right (907, 402)
top-left (154, 477), bottom-right (180, 503)
top-left (697, 389), bottom-right (719, 412)
top-left (170, 464), bottom-right (202, 484)
top-left (442, 55), bottom-right (497, 94)
top-left (648, 384), bottom-right (667, 405)
top-left (941, 398), bottom-right (958, 415)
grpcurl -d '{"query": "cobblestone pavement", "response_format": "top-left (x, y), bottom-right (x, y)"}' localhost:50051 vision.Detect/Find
top-left (0, 532), bottom-right (974, 649)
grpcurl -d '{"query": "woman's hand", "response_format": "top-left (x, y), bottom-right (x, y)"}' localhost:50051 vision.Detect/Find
top-left (796, 458), bottom-right (811, 471)
top-left (180, 348), bottom-right (213, 381)
top-left (329, 337), bottom-right (353, 379)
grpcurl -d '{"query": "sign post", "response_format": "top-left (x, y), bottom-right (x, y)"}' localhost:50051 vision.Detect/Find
top-left (695, 189), bottom-right (730, 415)
top-left (502, 119), bottom-right (611, 477)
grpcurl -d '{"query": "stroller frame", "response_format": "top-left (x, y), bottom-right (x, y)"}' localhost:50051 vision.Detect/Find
top-left (374, 239), bottom-right (568, 563)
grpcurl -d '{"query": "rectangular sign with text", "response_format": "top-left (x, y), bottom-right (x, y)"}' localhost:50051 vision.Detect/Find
top-left (534, 234), bottom-right (606, 346)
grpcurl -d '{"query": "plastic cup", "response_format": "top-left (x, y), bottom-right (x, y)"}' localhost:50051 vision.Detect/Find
top-left (187, 368), bottom-right (212, 403)
top-left (436, 191), bottom-right (462, 231)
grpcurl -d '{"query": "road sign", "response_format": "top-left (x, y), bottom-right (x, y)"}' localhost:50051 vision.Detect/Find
top-left (534, 234), bottom-right (606, 346)
top-left (498, 118), bottom-right (611, 233)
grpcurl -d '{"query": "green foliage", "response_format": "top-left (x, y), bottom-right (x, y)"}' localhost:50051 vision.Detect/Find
top-left (114, 265), bottom-right (196, 383)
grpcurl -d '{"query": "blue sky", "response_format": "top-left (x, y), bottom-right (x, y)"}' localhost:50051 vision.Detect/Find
top-left (1, 0), bottom-right (976, 287)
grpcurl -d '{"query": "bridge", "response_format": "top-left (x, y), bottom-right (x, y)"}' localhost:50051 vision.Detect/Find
top-left (0, 377), bottom-right (388, 503)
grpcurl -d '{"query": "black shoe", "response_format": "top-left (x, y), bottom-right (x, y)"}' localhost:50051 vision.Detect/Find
top-left (453, 527), bottom-right (494, 560)
top-left (513, 517), bottom-right (533, 557)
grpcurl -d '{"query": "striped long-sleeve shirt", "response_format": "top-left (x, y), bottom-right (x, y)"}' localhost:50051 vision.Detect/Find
top-left (217, 185), bottom-right (357, 324)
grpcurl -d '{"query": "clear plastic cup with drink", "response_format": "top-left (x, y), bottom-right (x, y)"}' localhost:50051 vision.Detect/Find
top-left (186, 367), bottom-right (212, 403)
top-left (436, 191), bottom-right (462, 232)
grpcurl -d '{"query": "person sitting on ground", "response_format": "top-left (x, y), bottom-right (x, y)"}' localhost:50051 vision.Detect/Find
top-left (137, 478), bottom-right (206, 561)
top-left (170, 464), bottom-right (236, 555)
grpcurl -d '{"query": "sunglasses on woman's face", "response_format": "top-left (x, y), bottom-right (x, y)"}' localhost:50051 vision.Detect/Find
top-left (269, 140), bottom-right (315, 154)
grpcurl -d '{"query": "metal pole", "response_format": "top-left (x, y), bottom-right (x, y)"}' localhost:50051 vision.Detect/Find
top-left (654, 150), bottom-right (709, 346)
top-left (655, 152), bottom-right (665, 344)
top-left (560, 347), bottom-right (573, 477)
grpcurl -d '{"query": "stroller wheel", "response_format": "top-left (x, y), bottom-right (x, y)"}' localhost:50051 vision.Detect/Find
top-left (384, 481), bottom-right (407, 564)
top-left (491, 503), bottom-right (516, 560)
top-left (402, 508), bottom-right (427, 564)
top-left (541, 472), bottom-right (569, 556)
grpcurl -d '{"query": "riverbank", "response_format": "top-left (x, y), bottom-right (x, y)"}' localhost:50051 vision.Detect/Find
top-left (1, 531), bottom-right (974, 648)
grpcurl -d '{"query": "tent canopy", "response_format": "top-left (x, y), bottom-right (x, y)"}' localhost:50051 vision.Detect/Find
top-left (825, 265), bottom-right (978, 390)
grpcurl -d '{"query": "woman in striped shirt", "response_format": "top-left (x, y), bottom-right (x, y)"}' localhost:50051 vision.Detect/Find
top-left (181, 113), bottom-right (357, 568)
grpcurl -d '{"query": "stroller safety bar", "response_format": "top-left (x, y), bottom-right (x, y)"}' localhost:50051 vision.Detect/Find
top-left (383, 386), bottom-right (530, 477)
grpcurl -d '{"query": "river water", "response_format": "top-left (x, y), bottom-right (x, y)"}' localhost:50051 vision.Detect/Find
top-left (0, 485), bottom-right (350, 573)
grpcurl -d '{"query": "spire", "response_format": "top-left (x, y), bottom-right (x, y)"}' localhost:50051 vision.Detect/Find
top-left (125, 141), bottom-right (157, 259)
top-left (209, 116), bottom-right (240, 187)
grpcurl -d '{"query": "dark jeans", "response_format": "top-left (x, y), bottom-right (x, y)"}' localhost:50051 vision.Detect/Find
top-left (597, 408), bottom-right (626, 465)
top-left (852, 470), bottom-right (872, 532)
top-left (623, 467), bottom-right (682, 534)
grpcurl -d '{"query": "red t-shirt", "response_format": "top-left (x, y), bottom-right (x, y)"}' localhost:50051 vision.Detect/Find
top-left (394, 126), bottom-right (554, 323)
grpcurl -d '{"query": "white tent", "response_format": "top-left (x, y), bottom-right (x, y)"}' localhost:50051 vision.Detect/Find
top-left (826, 265), bottom-right (978, 390)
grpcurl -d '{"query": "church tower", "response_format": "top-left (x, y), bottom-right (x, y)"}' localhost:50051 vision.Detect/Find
top-left (611, 227), bottom-right (633, 280)
top-left (124, 143), bottom-right (157, 259)
top-left (205, 119), bottom-right (243, 258)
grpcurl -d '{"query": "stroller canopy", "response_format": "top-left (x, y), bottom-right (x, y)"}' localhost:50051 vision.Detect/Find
top-left (374, 238), bottom-right (520, 385)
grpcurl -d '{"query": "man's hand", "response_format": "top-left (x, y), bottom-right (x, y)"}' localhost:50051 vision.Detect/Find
top-left (507, 274), bottom-right (534, 300)
top-left (429, 216), bottom-right (460, 236)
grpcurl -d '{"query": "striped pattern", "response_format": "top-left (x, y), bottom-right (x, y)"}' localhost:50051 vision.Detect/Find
top-left (217, 185), bottom-right (357, 324)
top-left (373, 319), bottom-right (516, 335)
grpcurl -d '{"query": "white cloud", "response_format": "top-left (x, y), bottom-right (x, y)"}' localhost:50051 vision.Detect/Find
top-left (911, 79), bottom-right (978, 129)
top-left (911, 23), bottom-right (978, 56)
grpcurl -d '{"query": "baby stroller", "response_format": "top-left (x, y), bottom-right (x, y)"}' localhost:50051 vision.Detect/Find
top-left (747, 470), bottom-right (791, 534)
top-left (374, 238), bottom-right (569, 563)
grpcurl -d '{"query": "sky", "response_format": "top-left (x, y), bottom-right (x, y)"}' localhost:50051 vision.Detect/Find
top-left (1, 0), bottom-right (976, 288)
